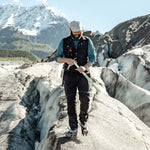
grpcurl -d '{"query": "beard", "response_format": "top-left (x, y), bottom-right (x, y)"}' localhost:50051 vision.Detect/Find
top-left (71, 31), bottom-right (81, 40)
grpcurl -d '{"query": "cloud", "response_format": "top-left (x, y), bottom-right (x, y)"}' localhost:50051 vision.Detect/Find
top-left (13, 0), bottom-right (19, 2)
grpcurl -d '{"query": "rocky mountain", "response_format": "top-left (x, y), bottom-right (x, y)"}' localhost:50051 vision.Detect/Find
top-left (95, 14), bottom-right (150, 61)
top-left (0, 4), bottom-right (70, 48)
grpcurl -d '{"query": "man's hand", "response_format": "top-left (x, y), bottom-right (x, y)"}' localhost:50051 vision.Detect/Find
top-left (57, 57), bottom-right (76, 66)
top-left (65, 58), bottom-right (76, 66)
top-left (75, 66), bottom-right (86, 73)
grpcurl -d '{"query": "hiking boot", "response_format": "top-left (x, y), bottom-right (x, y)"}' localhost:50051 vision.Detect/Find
top-left (65, 128), bottom-right (78, 138)
top-left (80, 123), bottom-right (88, 136)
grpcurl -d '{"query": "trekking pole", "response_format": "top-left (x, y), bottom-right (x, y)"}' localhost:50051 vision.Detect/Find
top-left (74, 62), bottom-right (100, 93)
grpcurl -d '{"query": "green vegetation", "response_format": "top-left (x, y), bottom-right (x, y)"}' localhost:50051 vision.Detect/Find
top-left (0, 33), bottom-right (55, 59)
top-left (0, 49), bottom-right (40, 62)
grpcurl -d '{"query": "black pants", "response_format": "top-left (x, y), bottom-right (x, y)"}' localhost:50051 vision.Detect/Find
top-left (64, 70), bottom-right (90, 130)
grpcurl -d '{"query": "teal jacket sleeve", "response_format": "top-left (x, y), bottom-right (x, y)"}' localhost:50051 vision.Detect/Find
top-left (88, 38), bottom-right (96, 64)
top-left (55, 39), bottom-right (64, 62)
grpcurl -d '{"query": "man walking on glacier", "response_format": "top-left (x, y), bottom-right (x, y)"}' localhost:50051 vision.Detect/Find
top-left (55, 20), bottom-right (95, 138)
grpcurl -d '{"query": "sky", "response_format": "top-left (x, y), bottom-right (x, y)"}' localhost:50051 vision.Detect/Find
top-left (1, 0), bottom-right (150, 33)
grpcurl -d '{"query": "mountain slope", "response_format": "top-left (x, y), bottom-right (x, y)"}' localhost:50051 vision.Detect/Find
top-left (95, 14), bottom-right (150, 60)
top-left (0, 4), bottom-right (70, 48)
top-left (0, 26), bottom-right (54, 59)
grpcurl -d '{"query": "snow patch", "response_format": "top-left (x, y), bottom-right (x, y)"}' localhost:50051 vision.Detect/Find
top-left (125, 48), bottom-right (144, 56)
top-left (36, 16), bottom-right (41, 21)
top-left (2, 13), bottom-right (14, 28)
top-left (19, 28), bottom-right (37, 36)
top-left (34, 22), bottom-right (41, 28)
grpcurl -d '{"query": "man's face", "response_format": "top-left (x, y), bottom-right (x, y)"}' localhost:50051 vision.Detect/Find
top-left (71, 30), bottom-right (82, 40)
top-left (72, 31), bottom-right (81, 37)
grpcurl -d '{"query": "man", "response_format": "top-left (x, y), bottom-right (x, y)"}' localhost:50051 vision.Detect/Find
top-left (55, 21), bottom-right (95, 138)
